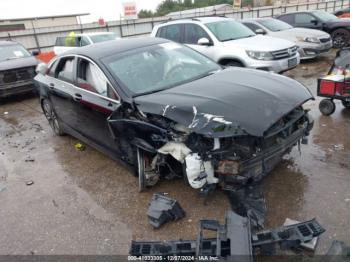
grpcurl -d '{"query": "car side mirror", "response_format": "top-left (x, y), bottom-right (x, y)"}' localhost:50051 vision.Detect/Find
top-left (35, 62), bottom-right (48, 75)
top-left (32, 50), bottom-right (39, 56)
top-left (198, 38), bottom-right (212, 46)
top-left (310, 19), bottom-right (318, 25)
top-left (255, 29), bottom-right (266, 35)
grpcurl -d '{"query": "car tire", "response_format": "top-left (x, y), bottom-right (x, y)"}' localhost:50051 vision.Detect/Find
top-left (319, 99), bottom-right (336, 116)
top-left (342, 100), bottom-right (350, 108)
top-left (41, 99), bottom-right (65, 136)
top-left (224, 61), bottom-right (244, 67)
top-left (331, 28), bottom-right (350, 48)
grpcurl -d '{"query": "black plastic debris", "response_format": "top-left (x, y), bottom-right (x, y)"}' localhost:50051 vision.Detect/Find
top-left (132, 210), bottom-right (252, 261)
top-left (147, 193), bottom-right (185, 228)
top-left (322, 240), bottom-right (350, 262)
top-left (131, 210), bottom-right (325, 261)
top-left (226, 184), bottom-right (267, 229)
top-left (252, 218), bottom-right (325, 255)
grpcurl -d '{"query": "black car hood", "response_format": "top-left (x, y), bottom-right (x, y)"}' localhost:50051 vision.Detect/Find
top-left (134, 68), bottom-right (313, 137)
top-left (0, 56), bottom-right (38, 71)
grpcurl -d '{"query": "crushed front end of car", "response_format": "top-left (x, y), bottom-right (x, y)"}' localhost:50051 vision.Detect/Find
top-left (108, 68), bottom-right (314, 191)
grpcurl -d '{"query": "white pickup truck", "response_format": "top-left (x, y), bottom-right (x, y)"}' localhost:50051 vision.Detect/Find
top-left (53, 32), bottom-right (120, 55)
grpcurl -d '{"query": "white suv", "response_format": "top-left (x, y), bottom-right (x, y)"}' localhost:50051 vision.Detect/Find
top-left (151, 17), bottom-right (300, 73)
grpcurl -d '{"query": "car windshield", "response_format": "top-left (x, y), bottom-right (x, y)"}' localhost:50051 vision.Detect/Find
top-left (0, 44), bottom-right (31, 62)
top-left (206, 20), bottom-right (255, 41)
top-left (89, 33), bottom-right (118, 43)
top-left (258, 19), bottom-right (293, 32)
top-left (104, 42), bottom-right (221, 96)
top-left (312, 10), bottom-right (338, 22)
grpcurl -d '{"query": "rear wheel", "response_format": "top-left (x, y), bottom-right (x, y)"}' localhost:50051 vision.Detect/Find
top-left (331, 28), bottom-right (350, 48)
top-left (342, 100), bottom-right (350, 108)
top-left (42, 99), bottom-right (65, 136)
top-left (319, 99), bottom-right (336, 116)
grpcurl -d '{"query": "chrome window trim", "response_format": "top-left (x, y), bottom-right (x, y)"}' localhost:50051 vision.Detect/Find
top-left (58, 54), bottom-right (121, 104)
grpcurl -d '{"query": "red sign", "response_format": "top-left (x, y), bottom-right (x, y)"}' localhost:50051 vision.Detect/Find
top-left (123, 1), bottom-right (138, 19)
top-left (98, 18), bottom-right (105, 26)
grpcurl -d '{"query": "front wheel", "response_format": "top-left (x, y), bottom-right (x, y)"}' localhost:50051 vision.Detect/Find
top-left (331, 29), bottom-right (350, 48)
top-left (319, 99), bottom-right (336, 116)
top-left (41, 99), bottom-right (65, 136)
top-left (342, 100), bottom-right (350, 108)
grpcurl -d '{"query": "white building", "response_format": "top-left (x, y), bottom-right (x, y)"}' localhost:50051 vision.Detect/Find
top-left (0, 13), bottom-right (89, 32)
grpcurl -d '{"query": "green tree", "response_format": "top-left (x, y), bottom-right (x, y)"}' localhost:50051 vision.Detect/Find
top-left (137, 0), bottom-right (234, 18)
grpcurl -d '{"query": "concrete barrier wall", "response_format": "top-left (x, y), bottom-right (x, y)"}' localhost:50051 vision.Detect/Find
top-left (0, 0), bottom-right (349, 52)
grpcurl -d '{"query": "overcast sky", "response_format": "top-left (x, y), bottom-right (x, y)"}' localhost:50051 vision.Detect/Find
top-left (0, 0), bottom-right (163, 22)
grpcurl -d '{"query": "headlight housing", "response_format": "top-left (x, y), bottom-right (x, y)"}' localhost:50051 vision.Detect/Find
top-left (304, 37), bottom-right (320, 43)
top-left (246, 50), bottom-right (274, 61)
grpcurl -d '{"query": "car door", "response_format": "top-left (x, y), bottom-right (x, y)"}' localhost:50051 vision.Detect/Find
top-left (74, 56), bottom-right (121, 153)
top-left (46, 56), bottom-right (79, 131)
top-left (294, 13), bottom-right (322, 30)
top-left (183, 23), bottom-right (215, 60)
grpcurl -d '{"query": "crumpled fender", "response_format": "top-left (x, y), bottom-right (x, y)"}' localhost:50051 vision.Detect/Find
top-left (108, 118), bottom-right (168, 152)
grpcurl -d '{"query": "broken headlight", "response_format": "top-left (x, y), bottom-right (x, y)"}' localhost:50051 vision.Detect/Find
top-left (246, 50), bottom-right (273, 61)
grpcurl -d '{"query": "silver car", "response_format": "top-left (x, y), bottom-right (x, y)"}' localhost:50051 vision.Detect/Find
top-left (151, 17), bottom-right (300, 73)
top-left (242, 18), bottom-right (332, 60)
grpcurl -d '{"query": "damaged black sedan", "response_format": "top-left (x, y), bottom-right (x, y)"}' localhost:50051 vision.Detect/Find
top-left (34, 37), bottom-right (314, 192)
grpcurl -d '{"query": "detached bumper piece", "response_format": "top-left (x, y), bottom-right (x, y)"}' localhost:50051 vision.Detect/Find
top-left (147, 193), bottom-right (185, 228)
top-left (131, 211), bottom-right (325, 261)
top-left (252, 218), bottom-right (325, 255)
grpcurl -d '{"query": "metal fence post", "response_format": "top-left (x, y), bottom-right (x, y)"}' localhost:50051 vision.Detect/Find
top-left (30, 20), bottom-right (41, 52)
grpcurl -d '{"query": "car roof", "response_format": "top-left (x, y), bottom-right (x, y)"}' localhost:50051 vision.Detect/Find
top-left (242, 17), bottom-right (274, 22)
top-left (0, 40), bottom-right (19, 46)
top-left (160, 16), bottom-right (233, 26)
top-left (277, 10), bottom-right (321, 16)
top-left (61, 37), bottom-right (170, 60)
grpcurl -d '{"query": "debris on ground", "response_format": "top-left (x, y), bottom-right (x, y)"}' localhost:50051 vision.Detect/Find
top-left (322, 240), bottom-right (350, 262)
top-left (147, 193), bottom-right (185, 229)
top-left (74, 143), bottom-right (85, 151)
top-left (226, 184), bottom-right (267, 229)
top-left (26, 181), bottom-right (34, 186)
top-left (25, 157), bottom-right (35, 162)
top-left (131, 210), bottom-right (325, 260)
top-left (283, 218), bottom-right (319, 251)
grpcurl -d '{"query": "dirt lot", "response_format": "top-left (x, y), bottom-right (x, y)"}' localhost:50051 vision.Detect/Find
top-left (0, 51), bottom-right (349, 255)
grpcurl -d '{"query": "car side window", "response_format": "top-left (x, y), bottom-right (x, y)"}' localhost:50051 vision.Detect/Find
top-left (184, 24), bottom-right (211, 45)
top-left (79, 36), bottom-right (90, 47)
top-left (278, 14), bottom-right (294, 25)
top-left (55, 57), bottom-right (75, 83)
top-left (47, 59), bottom-right (58, 77)
top-left (295, 13), bottom-right (315, 25)
top-left (77, 58), bottom-right (118, 100)
top-left (157, 24), bottom-right (181, 43)
top-left (243, 22), bottom-right (262, 32)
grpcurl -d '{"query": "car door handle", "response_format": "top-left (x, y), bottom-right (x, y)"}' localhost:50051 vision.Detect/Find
top-left (73, 93), bottom-right (82, 101)
top-left (49, 83), bottom-right (55, 89)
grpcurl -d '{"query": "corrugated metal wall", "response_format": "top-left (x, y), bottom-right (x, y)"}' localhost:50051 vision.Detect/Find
top-left (0, 0), bottom-right (348, 52)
